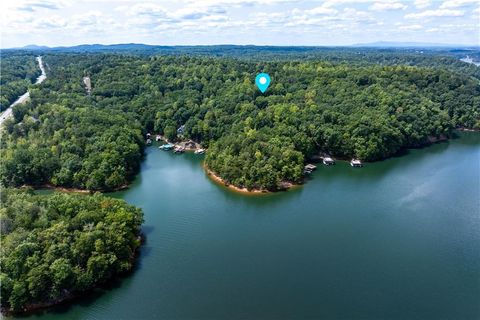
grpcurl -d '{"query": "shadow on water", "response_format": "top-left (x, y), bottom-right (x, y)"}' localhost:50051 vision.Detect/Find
top-left (116, 134), bottom-right (479, 204)
top-left (14, 244), bottom-right (153, 320)
top-left (14, 279), bottom-right (131, 319)
top-left (216, 182), bottom-right (306, 208)
top-left (141, 225), bottom-right (155, 236)
top-left (180, 133), bottom-right (478, 207)
top-left (132, 246), bottom-right (153, 270)
top-left (16, 288), bottom-right (114, 319)
top-left (307, 138), bottom-right (457, 184)
top-left (452, 131), bottom-right (480, 146)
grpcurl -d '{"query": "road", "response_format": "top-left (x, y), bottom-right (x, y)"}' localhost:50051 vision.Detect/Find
top-left (0, 56), bottom-right (46, 126)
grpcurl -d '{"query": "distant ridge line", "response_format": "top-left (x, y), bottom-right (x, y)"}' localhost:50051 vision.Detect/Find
top-left (3, 42), bottom-right (479, 51)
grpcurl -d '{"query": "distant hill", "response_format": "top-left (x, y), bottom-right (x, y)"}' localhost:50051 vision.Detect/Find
top-left (352, 41), bottom-right (478, 48)
top-left (20, 44), bottom-right (51, 50)
top-left (4, 42), bottom-right (479, 53)
top-left (52, 43), bottom-right (165, 51)
top-left (5, 41), bottom-right (480, 52)
top-left (3, 43), bottom-right (479, 62)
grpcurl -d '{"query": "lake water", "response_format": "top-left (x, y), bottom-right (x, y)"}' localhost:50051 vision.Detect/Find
top-left (20, 133), bottom-right (480, 320)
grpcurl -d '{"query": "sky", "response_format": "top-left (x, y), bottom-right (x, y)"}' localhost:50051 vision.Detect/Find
top-left (1, 0), bottom-right (479, 48)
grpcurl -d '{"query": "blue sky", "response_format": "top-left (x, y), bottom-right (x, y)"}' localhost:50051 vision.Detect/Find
top-left (1, 0), bottom-right (478, 48)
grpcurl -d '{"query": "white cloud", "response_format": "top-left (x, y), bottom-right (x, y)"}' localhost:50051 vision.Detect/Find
top-left (405, 9), bottom-right (464, 18)
top-left (321, 0), bottom-right (371, 8)
top-left (33, 16), bottom-right (67, 29)
top-left (68, 10), bottom-right (122, 33)
top-left (184, 0), bottom-right (294, 7)
top-left (17, 0), bottom-right (70, 11)
top-left (370, 2), bottom-right (407, 11)
top-left (305, 6), bottom-right (338, 15)
top-left (0, 0), bottom-right (72, 13)
top-left (414, 0), bottom-right (430, 9)
top-left (440, 0), bottom-right (479, 8)
top-left (398, 24), bottom-right (423, 30)
top-left (434, 22), bottom-right (477, 30)
top-left (1, 0), bottom-right (478, 47)
top-left (341, 7), bottom-right (376, 23)
top-left (122, 3), bottom-right (170, 19)
top-left (292, 6), bottom-right (375, 26)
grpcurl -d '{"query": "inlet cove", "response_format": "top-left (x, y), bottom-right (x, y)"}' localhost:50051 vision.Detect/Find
top-left (12, 132), bottom-right (479, 320)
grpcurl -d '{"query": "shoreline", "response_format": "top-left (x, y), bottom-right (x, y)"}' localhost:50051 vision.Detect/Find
top-left (456, 127), bottom-right (479, 132)
top-left (202, 132), bottom-right (478, 195)
top-left (22, 183), bottom-right (130, 194)
top-left (204, 164), bottom-right (269, 194)
top-left (21, 130), bottom-right (480, 197)
top-left (203, 164), bottom-right (297, 195)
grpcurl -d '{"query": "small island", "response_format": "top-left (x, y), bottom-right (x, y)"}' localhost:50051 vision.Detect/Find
top-left (0, 189), bottom-right (144, 315)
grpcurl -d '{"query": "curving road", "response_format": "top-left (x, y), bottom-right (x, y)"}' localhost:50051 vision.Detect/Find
top-left (0, 56), bottom-right (46, 126)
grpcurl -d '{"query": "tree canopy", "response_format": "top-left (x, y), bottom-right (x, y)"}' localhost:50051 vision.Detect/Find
top-left (0, 189), bottom-right (144, 313)
top-left (0, 53), bottom-right (41, 112)
top-left (1, 48), bottom-right (479, 191)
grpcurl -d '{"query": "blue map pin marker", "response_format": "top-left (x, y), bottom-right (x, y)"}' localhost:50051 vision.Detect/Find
top-left (255, 73), bottom-right (271, 93)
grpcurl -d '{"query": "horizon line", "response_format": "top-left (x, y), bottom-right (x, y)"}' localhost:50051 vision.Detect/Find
top-left (3, 42), bottom-right (480, 50)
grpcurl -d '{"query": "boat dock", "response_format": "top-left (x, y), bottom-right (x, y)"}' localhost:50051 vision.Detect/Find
top-left (154, 136), bottom-right (205, 154)
top-left (174, 146), bottom-right (185, 153)
top-left (159, 143), bottom-right (174, 151)
top-left (323, 157), bottom-right (335, 165)
top-left (350, 159), bottom-right (363, 167)
top-left (304, 164), bottom-right (317, 174)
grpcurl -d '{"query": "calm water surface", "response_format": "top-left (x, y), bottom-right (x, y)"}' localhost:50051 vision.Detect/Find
top-left (21, 133), bottom-right (480, 320)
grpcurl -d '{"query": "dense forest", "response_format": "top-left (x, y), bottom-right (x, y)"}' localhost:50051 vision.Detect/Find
top-left (0, 53), bottom-right (41, 111)
top-left (0, 189), bottom-right (144, 313)
top-left (14, 44), bottom-right (480, 75)
top-left (1, 47), bottom-right (479, 191)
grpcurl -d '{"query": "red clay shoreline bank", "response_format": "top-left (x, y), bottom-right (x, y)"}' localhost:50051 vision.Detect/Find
top-left (204, 164), bottom-right (269, 194)
top-left (203, 164), bottom-right (297, 195)
top-left (19, 129), bottom-right (479, 196)
top-left (20, 183), bottom-right (130, 194)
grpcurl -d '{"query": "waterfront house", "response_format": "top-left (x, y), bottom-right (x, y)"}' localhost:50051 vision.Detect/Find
top-left (185, 140), bottom-right (196, 149)
top-left (177, 125), bottom-right (185, 135)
